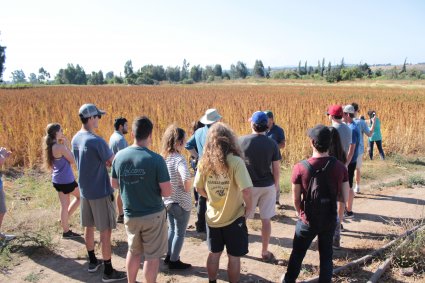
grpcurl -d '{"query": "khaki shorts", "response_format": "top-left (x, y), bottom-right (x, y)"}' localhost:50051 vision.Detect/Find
top-left (125, 209), bottom-right (168, 259)
top-left (81, 195), bottom-right (116, 231)
top-left (356, 153), bottom-right (363, 169)
top-left (247, 185), bottom-right (276, 219)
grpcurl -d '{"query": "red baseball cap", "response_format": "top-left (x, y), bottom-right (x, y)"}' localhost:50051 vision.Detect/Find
top-left (327, 105), bottom-right (343, 116)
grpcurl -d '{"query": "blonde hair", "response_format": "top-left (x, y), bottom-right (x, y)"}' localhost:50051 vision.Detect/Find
top-left (161, 124), bottom-right (186, 158)
top-left (198, 122), bottom-right (243, 176)
top-left (43, 123), bottom-right (61, 170)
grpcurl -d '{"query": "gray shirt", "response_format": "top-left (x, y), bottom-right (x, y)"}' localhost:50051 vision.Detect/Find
top-left (109, 131), bottom-right (128, 154)
top-left (332, 121), bottom-right (352, 156)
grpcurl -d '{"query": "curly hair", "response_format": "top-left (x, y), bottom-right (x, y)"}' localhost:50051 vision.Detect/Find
top-left (161, 124), bottom-right (186, 158)
top-left (199, 122), bottom-right (243, 176)
top-left (43, 123), bottom-right (61, 170)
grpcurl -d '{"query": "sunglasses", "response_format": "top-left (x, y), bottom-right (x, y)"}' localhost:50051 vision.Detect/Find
top-left (92, 115), bottom-right (101, 119)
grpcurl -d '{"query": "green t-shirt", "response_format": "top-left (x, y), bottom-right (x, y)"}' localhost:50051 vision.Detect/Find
top-left (194, 154), bottom-right (253, 228)
top-left (111, 146), bottom-right (170, 217)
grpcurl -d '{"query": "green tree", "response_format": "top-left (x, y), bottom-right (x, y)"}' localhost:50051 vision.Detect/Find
top-left (11, 69), bottom-right (26, 83)
top-left (321, 58), bottom-right (326, 76)
top-left (298, 61), bottom-right (302, 75)
top-left (28, 73), bottom-right (38, 84)
top-left (88, 70), bottom-right (104, 85)
top-left (253, 60), bottom-right (265, 77)
top-left (105, 71), bottom-right (114, 83)
top-left (0, 42), bottom-right (6, 82)
top-left (38, 67), bottom-right (50, 83)
top-left (181, 59), bottom-right (190, 80)
top-left (400, 57), bottom-right (407, 74)
top-left (55, 64), bottom-right (87, 84)
top-left (165, 66), bottom-right (180, 82)
top-left (340, 57), bottom-right (345, 68)
top-left (213, 64), bottom-right (222, 77)
top-left (190, 65), bottom-right (203, 82)
top-left (202, 65), bottom-right (215, 81)
top-left (231, 61), bottom-right (248, 79)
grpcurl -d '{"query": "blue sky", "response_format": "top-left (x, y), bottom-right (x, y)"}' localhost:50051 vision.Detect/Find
top-left (1, 0), bottom-right (424, 78)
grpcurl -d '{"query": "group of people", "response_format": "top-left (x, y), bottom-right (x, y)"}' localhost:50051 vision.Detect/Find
top-left (0, 101), bottom-right (384, 283)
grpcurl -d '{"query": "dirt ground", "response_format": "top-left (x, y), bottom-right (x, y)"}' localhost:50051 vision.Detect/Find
top-left (2, 176), bottom-right (425, 283)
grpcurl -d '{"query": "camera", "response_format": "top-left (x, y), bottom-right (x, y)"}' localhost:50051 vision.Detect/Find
top-left (372, 112), bottom-right (376, 118)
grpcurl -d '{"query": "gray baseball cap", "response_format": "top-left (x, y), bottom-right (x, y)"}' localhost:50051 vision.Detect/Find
top-left (79, 103), bottom-right (106, 118)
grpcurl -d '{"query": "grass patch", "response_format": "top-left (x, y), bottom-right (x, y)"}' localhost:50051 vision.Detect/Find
top-left (406, 175), bottom-right (425, 188)
top-left (24, 271), bottom-right (46, 282)
top-left (393, 229), bottom-right (425, 273)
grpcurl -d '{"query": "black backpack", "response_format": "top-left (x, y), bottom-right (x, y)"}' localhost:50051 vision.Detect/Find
top-left (301, 157), bottom-right (337, 230)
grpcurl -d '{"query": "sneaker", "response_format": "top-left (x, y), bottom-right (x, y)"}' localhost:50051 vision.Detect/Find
top-left (340, 224), bottom-right (344, 232)
top-left (88, 260), bottom-right (103, 273)
top-left (62, 230), bottom-right (81, 239)
top-left (102, 269), bottom-right (127, 282)
top-left (344, 210), bottom-right (354, 219)
top-left (116, 214), bottom-right (124, 224)
top-left (164, 255), bottom-right (170, 265)
top-left (0, 233), bottom-right (16, 241)
top-left (275, 201), bottom-right (284, 210)
top-left (168, 259), bottom-right (192, 270)
top-left (354, 186), bottom-right (360, 194)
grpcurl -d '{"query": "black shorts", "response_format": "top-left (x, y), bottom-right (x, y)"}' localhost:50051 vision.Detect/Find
top-left (207, 216), bottom-right (248, 257)
top-left (347, 162), bottom-right (357, 188)
top-left (53, 181), bottom-right (78, 194)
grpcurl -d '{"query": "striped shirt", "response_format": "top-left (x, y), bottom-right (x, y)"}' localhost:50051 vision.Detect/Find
top-left (163, 153), bottom-right (192, 211)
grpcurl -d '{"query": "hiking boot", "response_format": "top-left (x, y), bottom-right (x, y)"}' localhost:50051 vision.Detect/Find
top-left (164, 255), bottom-right (170, 265)
top-left (169, 259), bottom-right (192, 270)
top-left (344, 210), bottom-right (354, 219)
top-left (116, 214), bottom-right (124, 224)
top-left (88, 260), bottom-right (103, 273)
top-left (102, 269), bottom-right (127, 282)
top-left (0, 233), bottom-right (16, 242)
top-left (62, 230), bottom-right (81, 239)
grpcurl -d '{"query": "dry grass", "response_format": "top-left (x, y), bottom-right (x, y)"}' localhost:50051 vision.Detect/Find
top-left (0, 84), bottom-right (424, 168)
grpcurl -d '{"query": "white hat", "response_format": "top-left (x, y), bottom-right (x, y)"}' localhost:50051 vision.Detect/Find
top-left (79, 103), bottom-right (106, 118)
top-left (200, 109), bottom-right (222, 125)
top-left (343, 105), bottom-right (355, 114)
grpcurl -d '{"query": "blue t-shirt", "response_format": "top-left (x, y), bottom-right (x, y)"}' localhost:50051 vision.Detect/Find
top-left (71, 130), bottom-right (114, 200)
top-left (111, 146), bottom-right (170, 218)
top-left (0, 175), bottom-right (2, 190)
top-left (185, 125), bottom-right (209, 158)
top-left (266, 124), bottom-right (285, 145)
top-left (348, 122), bottom-right (360, 164)
top-left (354, 118), bottom-right (370, 155)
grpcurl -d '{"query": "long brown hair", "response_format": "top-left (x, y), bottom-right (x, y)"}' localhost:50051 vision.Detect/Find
top-left (199, 122), bottom-right (243, 176)
top-left (43, 123), bottom-right (61, 170)
top-left (161, 124), bottom-right (186, 158)
top-left (328, 126), bottom-right (347, 164)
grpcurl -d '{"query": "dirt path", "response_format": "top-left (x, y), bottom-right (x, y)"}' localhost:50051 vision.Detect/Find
top-left (2, 176), bottom-right (425, 283)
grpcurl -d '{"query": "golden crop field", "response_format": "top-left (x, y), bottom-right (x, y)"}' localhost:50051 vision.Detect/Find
top-left (0, 84), bottom-right (424, 168)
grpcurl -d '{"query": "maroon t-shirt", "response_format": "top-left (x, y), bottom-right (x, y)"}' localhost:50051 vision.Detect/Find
top-left (291, 156), bottom-right (348, 223)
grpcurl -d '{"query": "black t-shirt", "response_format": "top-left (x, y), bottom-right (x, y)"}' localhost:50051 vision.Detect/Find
top-left (239, 134), bottom-right (282, 187)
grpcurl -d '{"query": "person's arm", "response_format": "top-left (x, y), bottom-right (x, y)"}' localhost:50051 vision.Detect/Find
top-left (292, 183), bottom-right (302, 217)
top-left (338, 181), bottom-right (349, 220)
top-left (196, 186), bottom-right (208, 198)
top-left (272, 160), bottom-right (281, 193)
top-left (242, 187), bottom-right (252, 218)
top-left (111, 177), bottom-right (119, 190)
top-left (59, 143), bottom-right (76, 165)
top-left (105, 154), bottom-right (115, 167)
top-left (177, 158), bottom-right (193, 193)
top-left (0, 147), bottom-right (11, 166)
top-left (366, 116), bottom-right (377, 137)
top-left (345, 143), bottom-right (355, 166)
top-left (159, 181), bottom-right (172, 197)
top-left (278, 140), bottom-right (286, 149)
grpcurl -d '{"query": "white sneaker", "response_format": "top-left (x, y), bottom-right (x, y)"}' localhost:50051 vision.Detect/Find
top-left (354, 186), bottom-right (360, 194)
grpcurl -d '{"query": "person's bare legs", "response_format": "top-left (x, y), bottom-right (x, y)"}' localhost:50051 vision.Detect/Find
top-left (58, 192), bottom-right (70, 232)
top-left (207, 252), bottom-right (222, 281)
top-left (143, 258), bottom-right (160, 283)
top-left (126, 251), bottom-right (141, 283)
top-left (355, 168), bottom-right (361, 189)
top-left (261, 219), bottom-right (271, 256)
top-left (346, 189), bottom-right (354, 212)
top-left (68, 188), bottom-right (80, 218)
top-left (0, 213), bottom-right (4, 230)
top-left (100, 229), bottom-right (112, 260)
top-left (117, 193), bottom-right (124, 216)
top-left (85, 226), bottom-right (95, 251)
top-left (227, 254), bottom-right (241, 283)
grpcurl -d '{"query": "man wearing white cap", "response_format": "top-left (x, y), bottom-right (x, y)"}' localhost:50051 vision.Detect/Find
top-left (72, 103), bottom-right (126, 282)
top-left (185, 108), bottom-right (222, 233)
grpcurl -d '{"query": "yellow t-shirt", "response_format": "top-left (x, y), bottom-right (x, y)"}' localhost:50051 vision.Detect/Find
top-left (194, 154), bottom-right (253, 228)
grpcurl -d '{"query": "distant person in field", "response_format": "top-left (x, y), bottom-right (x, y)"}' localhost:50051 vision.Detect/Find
top-left (71, 103), bottom-right (126, 282)
top-left (0, 146), bottom-right (15, 242)
top-left (264, 110), bottom-right (285, 209)
top-left (109, 117), bottom-right (129, 224)
top-left (281, 125), bottom-right (349, 283)
top-left (185, 109), bottom-right (222, 233)
top-left (342, 105), bottom-right (361, 219)
top-left (240, 111), bottom-right (281, 263)
top-left (351, 103), bottom-right (376, 193)
top-left (111, 116), bottom-right (171, 283)
top-left (367, 110), bottom-right (385, 160)
top-left (189, 120), bottom-right (204, 208)
top-left (43, 123), bottom-right (81, 239)
top-left (161, 125), bottom-right (192, 270)
top-left (194, 122), bottom-right (252, 283)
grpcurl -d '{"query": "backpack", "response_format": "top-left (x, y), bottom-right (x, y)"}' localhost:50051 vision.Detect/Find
top-left (301, 157), bottom-right (337, 230)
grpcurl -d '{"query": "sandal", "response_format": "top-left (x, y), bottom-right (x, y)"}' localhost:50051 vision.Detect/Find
top-left (261, 252), bottom-right (277, 263)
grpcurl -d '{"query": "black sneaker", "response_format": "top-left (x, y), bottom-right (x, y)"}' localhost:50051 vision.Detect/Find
top-left (116, 214), bottom-right (124, 224)
top-left (88, 260), bottom-right (103, 273)
top-left (164, 255), bottom-right (170, 265)
top-left (169, 260), bottom-right (192, 270)
top-left (102, 269), bottom-right (127, 282)
top-left (340, 224), bottom-right (344, 231)
top-left (62, 230), bottom-right (81, 239)
top-left (344, 210), bottom-right (354, 219)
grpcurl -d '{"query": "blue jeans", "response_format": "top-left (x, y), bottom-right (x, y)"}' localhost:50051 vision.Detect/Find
top-left (368, 140), bottom-right (385, 160)
top-left (167, 203), bottom-right (191, 261)
top-left (284, 219), bottom-right (336, 283)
